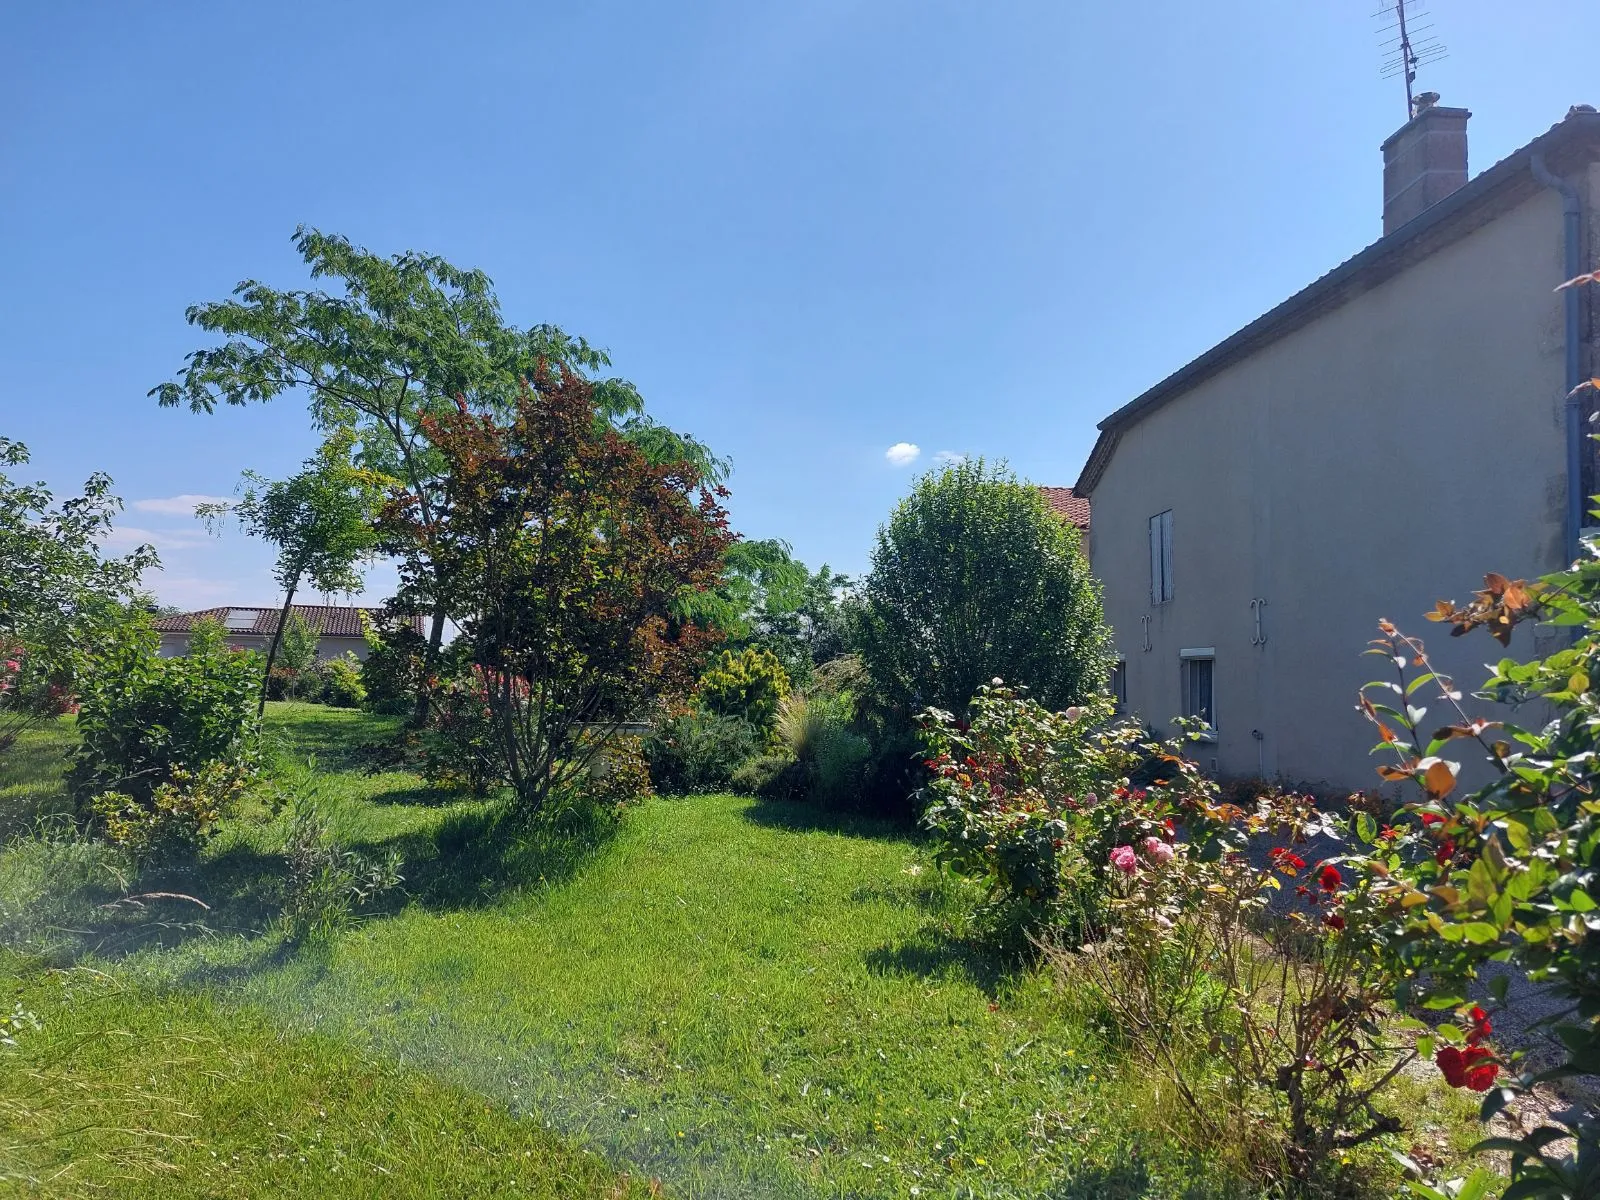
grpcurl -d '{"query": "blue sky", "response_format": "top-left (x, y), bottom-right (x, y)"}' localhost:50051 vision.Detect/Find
top-left (2, 1), bottom-right (1592, 608)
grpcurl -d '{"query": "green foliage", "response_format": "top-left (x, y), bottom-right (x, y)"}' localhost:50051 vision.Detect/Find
top-left (91, 759), bottom-right (253, 862)
top-left (392, 371), bottom-right (732, 814)
top-left (358, 610), bottom-right (428, 714)
top-left (318, 653), bottom-right (365, 708)
top-left (853, 458), bottom-right (1111, 718)
top-left (421, 667), bottom-right (504, 797)
top-left (919, 684), bottom-right (1140, 937)
top-left (771, 691), bottom-right (870, 808)
top-left (69, 620), bottom-right (260, 842)
top-left (275, 610), bottom-right (322, 678)
top-left (698, 646), bottom-right (790, 736)
top-left (577, 735), bottom-right (654, 814)
top-left (1354, 539), bottom-right (1600, 1195)
top-left (644, 709), bottom-right (760, 794)
top-left (157, 228), bottom-right (727, 725)
top-left (278, 782), bottom-right (403, 946)
top-left (0, 439), bottom-right (156, 756)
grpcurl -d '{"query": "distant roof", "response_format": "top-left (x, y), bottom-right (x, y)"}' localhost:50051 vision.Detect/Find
top-left (1038, 486), bottom-right (1091, 531)
top-left (1075, 105), bottom-right (1600, 495)
top-left (152, 605), bottom-right (423, 639)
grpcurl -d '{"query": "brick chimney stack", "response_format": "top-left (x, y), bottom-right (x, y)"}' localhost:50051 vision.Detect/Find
top-left (1381, 93), bottom-right (1471, 236)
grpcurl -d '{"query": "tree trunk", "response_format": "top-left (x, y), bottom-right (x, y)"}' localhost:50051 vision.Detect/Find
top-left (259, 580), bottom-right (300, 719)
top-left (409, 601), bottom-right (448, 729)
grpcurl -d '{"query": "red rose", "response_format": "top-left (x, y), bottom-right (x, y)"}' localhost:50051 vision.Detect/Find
top-left (1317, 864), bottom-right (1342, 893)
top-left (1435, 839), bottom-right (1456, 866)
top-left (1436, 1045), bottom-right (1498, 1091)
top-left (1323, 913), bottom-right (1346, 931)
top-left (1421, 812), bottom-right (1444, 827)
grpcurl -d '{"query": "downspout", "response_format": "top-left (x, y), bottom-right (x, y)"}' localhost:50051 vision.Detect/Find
top-left (1531, 150), bottom-right (1585, 565)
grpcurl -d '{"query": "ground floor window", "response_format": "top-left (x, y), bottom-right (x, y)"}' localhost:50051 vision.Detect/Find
top-left (1110, 660), bottom-right (1126, 708)
top-left (1180, 649), bottom-right (1214, 729)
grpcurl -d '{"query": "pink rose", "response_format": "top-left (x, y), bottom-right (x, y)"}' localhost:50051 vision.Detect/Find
top-left (1142, 836), bottom-right (1175, 865)
top-left (1109, 845), bottom-right (1138, 875)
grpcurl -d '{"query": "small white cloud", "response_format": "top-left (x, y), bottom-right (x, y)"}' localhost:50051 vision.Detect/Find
top-left (933, 451), bottom-right (966, 465)
top-left (884, 442), bottom-right (921, 467)
top-left (103, 525), bottom-right (214, 553)
top-left (131, 494), bottom-right (230, 516)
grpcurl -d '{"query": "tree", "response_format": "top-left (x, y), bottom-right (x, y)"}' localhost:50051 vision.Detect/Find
top-left (154, 227), bottom-right (723, 727)
top-left (0, 438), bottom-right (156, 754)
top-left (852, 458), bottom-right (1111, 717)
top-left (200, 434), bottom-right (380, 716)
top-left (385, 370), bottom-right (733, 815)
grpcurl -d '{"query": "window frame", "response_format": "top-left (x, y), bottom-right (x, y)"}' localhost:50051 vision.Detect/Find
top-left (1179, 646), bottom-right (1215, 739)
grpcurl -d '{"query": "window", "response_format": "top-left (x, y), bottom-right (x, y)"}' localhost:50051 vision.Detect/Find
top-left (1110, 660), bottom-right (1127, 708)
top-left (1180, 647), bottom-right (1214, 730)
top-left (1149, 510), bottom-right (1173, 604)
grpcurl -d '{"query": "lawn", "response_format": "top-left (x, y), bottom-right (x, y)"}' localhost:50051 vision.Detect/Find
top-left (1, 706), bottom-right (1482, 1198)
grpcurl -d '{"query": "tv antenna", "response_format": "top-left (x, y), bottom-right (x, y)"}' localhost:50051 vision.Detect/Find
top-left (1375, 0), bottom-right (1448, 118)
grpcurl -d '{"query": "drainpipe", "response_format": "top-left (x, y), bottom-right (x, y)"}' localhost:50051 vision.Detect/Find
top-left (1531, 150), bottom-right (1585, 565)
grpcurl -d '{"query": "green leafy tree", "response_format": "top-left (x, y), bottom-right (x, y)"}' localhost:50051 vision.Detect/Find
top-left (0, 438), bottom-right (156, 754)
top-left (200, 434), bottom-right (379, 716)
top-left (853, 458), bottom-right (1111, 716)
top-left (155, 227), bottom-right (723, 726)
top-left (385, 371), bottom-right (734, 815)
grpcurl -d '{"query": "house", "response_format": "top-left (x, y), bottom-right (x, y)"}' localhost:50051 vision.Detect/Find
top-left (152, 605), bottom-right (422, 661)
top-left (1038, 486), bottom-right (1091, 537)
top-left (1075, 99), bottom-right (1600, 790)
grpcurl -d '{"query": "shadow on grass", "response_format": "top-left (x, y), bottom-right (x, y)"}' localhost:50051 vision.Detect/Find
top-left (13, 797), bottom-right (622, 968)
top-left (1039, 1161), bottom-right (1155, 1199)
top-left (739, 796), bottom-right (916, 841)
top-left (864, 927), bottom-right (1018, 995)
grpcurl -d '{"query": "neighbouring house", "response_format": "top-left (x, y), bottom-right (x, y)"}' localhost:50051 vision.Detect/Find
top-left (1038, 486), bottom-right (1091, 538)
top-left (153, 605), bottom-right (423, 661)
top-left (1075, 99), bottom-right (1600, 790)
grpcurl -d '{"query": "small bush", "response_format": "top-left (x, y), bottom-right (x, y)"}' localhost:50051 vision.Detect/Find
top-left (422, 668), bottom-right (503, 796)
top-left (644, 709), bottom-right (759, 794)
top-left (577, 735), bottom-right (653, 813)
top-left (359, 610), bottom-right (429, 715)
top-left (319, 654), bottom-right (366, 708)
top-left (730, 754), bottom-right (798, 798)
top-left (280, 792), bottom-right (403, 945)
top-left (89, 759), bottom-right (252, 861)
top-left (698, 647), bottom-right (790, 738)
top-left (70, 620), bottom-right (260, 851)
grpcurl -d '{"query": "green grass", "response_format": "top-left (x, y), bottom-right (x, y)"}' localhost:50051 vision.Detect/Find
top-left (0, 956), bottom-right (657, 1198)
top-left (0, 705), bottom-right (1485, 1198)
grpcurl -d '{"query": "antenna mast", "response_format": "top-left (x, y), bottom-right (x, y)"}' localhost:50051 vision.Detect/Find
top-left (1376, 0), bottom-right (1448, 118)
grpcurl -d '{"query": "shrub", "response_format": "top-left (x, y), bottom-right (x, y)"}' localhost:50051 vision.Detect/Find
top-left (359, 610), bottom-right (429, 715)
top-left (576, 735), bottom-right (653, 813)
top-left (917, 683), bottom-right (1141, 937)
top-left (422, 667), bottom-right (504, 796)
top-left (772, 692), bottom-right (870, 808)
top-left (90, 759), bottom-right (253, 861)
top-left (1351, 547), bottom-right (1600, 1194)
top-left (319, 653), bottom-right (366, 708)
top-left (280, 789), bottom-right (403, 945)
top-left (1061, 785), bottom-right (1409, 1185)
top-left (698, 647), bottom-right (790, 738)
top-left (730, 754), bottom-right (798, 798)
top-left (69, 621), bottom-right (260, 852)
top-left (852, 458), bottom-right (1111, 717)
top-left (644, 709), bottom-right (759, 794)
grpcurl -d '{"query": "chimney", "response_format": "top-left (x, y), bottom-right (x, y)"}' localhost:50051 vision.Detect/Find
top-left (1381, 93), bottom-right (1470, 236)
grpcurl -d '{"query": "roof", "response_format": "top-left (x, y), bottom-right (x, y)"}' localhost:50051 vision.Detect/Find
top-left (152, 605), bottom-right (423, 639)
top-left (1075, 105), bottom-right (1600, 495)
top-left (1038, 486), bottom-right (1091, 531)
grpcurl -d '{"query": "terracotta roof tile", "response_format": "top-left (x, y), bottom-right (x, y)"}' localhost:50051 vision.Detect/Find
top-left (151, 605), bottom-right (424, 638)
top-left (1037, 486), bottom-right (1090, 531)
